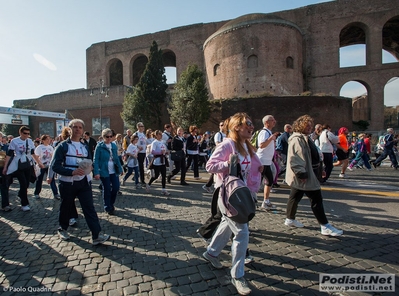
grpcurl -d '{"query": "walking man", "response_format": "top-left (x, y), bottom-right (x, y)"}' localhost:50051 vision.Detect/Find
top-left (256, 115), bottom-right (280, 210)
top-left (51, 119), bottom-right (110, 245)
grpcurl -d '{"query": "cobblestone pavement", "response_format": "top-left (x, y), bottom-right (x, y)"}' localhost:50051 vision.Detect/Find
top-left (0, 165), bottom-right (398, 295)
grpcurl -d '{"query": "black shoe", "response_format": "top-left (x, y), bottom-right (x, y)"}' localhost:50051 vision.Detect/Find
top-left (372, 162), bottom-right (377, 169)
top-left (180, 181), bottom-right (189, 185)
top-left (167, 175), bottom-right (172, 184)
top-left (272, 183), bottom-right (280, 188)
top-left (108, 210), bottom-right (115, 215)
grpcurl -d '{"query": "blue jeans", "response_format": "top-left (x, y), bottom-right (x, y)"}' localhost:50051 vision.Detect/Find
top-left (34, 167), bottom-right (58, 196)
top-left (100, 174), bottom-right (120, 213)
top-left (58, 178), bottom-right (101, 238)
top-left (123, 166), bottom-right (139, 185)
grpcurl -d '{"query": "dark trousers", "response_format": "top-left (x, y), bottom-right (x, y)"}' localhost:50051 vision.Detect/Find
top-left (138, 153), bottom-right (146, 184)
top-left (170, 159), bottom-right (186, 182)
top-left (59, 178), bottom-right (101, 238)
top-left (322, 152), bottom-right (333, 181)
top-left (1, 172), bottom-right (9, 208)
top-left (186, 154), bottom-right (199, 177)
top-left (198, 188), bottom-right (222, 239)
top-left (100, 174), bottom-right (119, 212)
top-left (5, 168), bottom-right (31, 206)
top-left (124, 166), bottom-right (139, 185)
top-left (34, 167), bottom-right (58, 196)
top-left (148, 165), bottom-right (166, 188)
top-left (286, 188), bottom-right (328, 225)
top-left (374, 148), bottom-right (398, 167)
top-left (205, 174), bottom-right (214, 187)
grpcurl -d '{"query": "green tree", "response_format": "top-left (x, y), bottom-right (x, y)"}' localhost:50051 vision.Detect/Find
top-left (168, 64), bottom-right (210, 130)
top-left (121, 40), bottom-right (168, 129)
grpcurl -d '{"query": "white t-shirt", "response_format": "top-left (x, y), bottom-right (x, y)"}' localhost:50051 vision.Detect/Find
top-left (126, 143), bottom-right (139, 167)
top-left (150, 140), bottom-right (167, 165)
top-left (135, 131), bottom-right (147, 154)
top-left (61, 141), bottom-right (90, 182)
top-left (35, 144), bottom-right (54, 167)
top-left (9, 137), bottom-right (35, 157)
top-left (256, 129), bottom-right (274, 165)
top-left (214, 131), bottom-right (226, 145)
top-left (238, 143), bottom-right (251, 184)
top-left (105, 143), bottom-right (115, 174)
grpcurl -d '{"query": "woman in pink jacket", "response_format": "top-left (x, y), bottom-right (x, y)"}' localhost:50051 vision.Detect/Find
top-left (202, 112), bottom-right (262, 296)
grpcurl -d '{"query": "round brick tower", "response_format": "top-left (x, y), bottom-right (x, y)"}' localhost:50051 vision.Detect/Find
top-left (203, 13), bottom-right (304, 100)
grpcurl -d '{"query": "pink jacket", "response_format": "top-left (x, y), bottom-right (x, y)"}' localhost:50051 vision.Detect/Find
top-left (206, 138), bottom-right (263, 193)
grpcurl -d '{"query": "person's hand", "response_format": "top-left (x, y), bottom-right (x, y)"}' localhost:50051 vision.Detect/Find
top-left (2, 167), bottom-right (7, 175)
top-left (322, 171), bottom-right (326, 178)
top-left (94, 174), bottom-right (100, 180)
top-left (258, 165), bottom-right (264, 173)
top-left (73, 168), bottom-right (86, 176)
top-left (120, 172), bottom-right (124, 176)
top-left (47, 178), bottom-right (52, 184)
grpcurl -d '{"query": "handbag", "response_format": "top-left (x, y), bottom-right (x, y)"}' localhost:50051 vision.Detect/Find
top-left (170, 150), bottom-right (184, 162)
top-left (219, 153), bottom-right (256, 224)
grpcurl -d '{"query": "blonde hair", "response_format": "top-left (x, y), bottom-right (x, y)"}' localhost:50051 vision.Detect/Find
top-left (227, 112), bottom-right (256, 157)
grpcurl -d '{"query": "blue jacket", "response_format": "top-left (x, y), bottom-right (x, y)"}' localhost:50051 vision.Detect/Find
top-left (93, 141), bottom-right (123, 177)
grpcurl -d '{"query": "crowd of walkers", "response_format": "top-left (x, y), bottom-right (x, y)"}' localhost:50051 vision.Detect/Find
top-left (0, 116), bottom-right (398, 295)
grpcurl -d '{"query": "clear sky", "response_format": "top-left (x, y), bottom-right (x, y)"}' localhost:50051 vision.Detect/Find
top-left (0, 0), bottom-right (397, 108)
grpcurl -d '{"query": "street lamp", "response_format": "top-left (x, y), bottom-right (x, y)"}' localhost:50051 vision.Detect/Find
top-left (90, 79), bottom-right (109, 134)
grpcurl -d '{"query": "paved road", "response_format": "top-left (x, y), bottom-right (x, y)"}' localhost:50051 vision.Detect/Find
top-left (0, 164), bottom-right (398, 295)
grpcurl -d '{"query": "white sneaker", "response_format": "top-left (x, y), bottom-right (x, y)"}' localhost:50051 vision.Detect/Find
top-left (347, 167), bottom-right (353, 171)
top-left (284, 218), bottom-right (304, 228)
top-left (171, 175), bottom-right (177, 180)
top-left (194, 176), bottom-right (202, 180)
top-left (58, 228), bottom-right (70, 241)
top-left (202, 185), bottom-right (212, 193)
top-left (321, 224), bottom-right (343, 236)
top-left (261, 201), bottom-right (276, 211)
top-left (69, 218), bottom-right (77, 226)
top-left (231, 277), bottom-right (251, 295)
top-left (202, 251), bottom-right (223, 269)
top-left (21, 205), bottom-right (31, 212)
top-left (161, 190), bottom-right (170, 196)
top-left (244, 255), bottom-right (254, 265)
top-left (270, 188), bottom-right (277, 193)
top-left (92, 232), bottom-right (110, 245)
top-left (338, 173), bottom-right (345, 178)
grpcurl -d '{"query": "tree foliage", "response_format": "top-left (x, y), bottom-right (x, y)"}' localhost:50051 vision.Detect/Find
top-left (352, 120), bottom-right (370, 131)
top-left (168, 64), bottom-right (210, 130)
top-left (121, 40), bottom-right (168, 129)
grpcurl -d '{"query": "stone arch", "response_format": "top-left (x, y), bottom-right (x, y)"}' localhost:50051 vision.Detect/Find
top-left (131, 54), bottom-right (148, 86)
top-left (339, 22), bottom-right (369, 67)
top-left (107, 58), bottom-right (123, 86)
top-left (382, 16), bottom-right (399, 62)
top-left (286, 56), bottom-right (294, 69)
top-left (247, 55), bottom-right (258, 68)
top-left (162, 50), bottom-right (177, 84)
top-left (340, 80), bottom-right (370, 122)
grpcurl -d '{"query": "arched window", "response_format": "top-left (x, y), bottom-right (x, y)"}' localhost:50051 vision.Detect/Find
top-left (247, 55), bottom-right (258, 68)
top-left (162, 50), bottom-right (177, 84)
top-left (339, 23), bottom-right (367, 68)
top-left (286, 56), bottom-right (294, 69)
top-left (213, 64), bottom-right (220, 76)
top-left (109, 59), bottom-right (123, 86)
top-left (132, 55), bottom-right (148, 86)
top-left (382, 16), bottom-right (399, 64)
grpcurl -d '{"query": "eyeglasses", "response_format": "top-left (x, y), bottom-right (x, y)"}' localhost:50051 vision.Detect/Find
top-left (105, 135), bottom-right (113, 138)
top-left (22, 132), bottom-right (30, 135)
top-left (219, 124), bottom-right (223, 127)
top-left (245, 121), bottom-right (253, 127)
top-left (139, 125), bottom-right (144, 128)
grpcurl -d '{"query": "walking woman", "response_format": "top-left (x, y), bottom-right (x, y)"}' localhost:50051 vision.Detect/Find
top-left (122, 135), bottom-right (140, 189)
top-left (2, 126), bottom-right (41, 211)
top-left (93, 128), bottom-right (123, 215)
top-left (146, 130), bottom-right (170, 196)
top-left (167, 127), bottom-right (188, 185)
top-left (34, 135), bottom-right (59, 199)
top-left (284, 115), bottom-right (343, 236)
top-left (202, 113), bottom-right (263, 295)
top-left (186, 125), bottom-right (201, 180)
